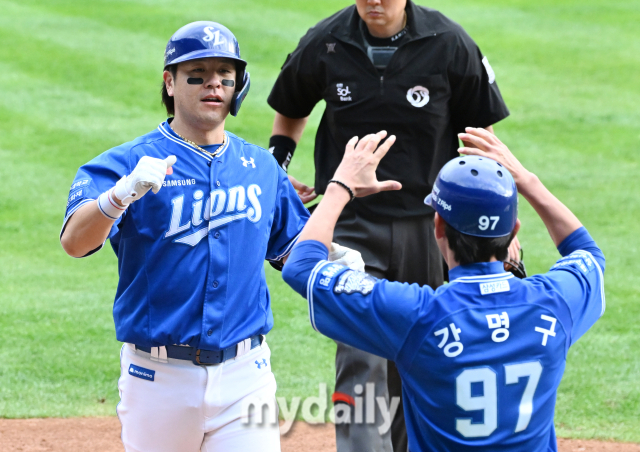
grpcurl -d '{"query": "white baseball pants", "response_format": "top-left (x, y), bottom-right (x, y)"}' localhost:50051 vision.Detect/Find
top-left (117, 341), bottom-right (281, 452)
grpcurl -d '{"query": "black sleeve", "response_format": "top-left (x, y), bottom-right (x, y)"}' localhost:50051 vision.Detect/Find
top-left (267, 31), bottom-right (325, 119)
top-left (447, 28), bottom-right (510, 132)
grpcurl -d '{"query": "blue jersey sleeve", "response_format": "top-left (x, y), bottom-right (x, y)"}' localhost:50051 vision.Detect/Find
top-left (557, 226), bottom-right (605, 269)
top-left (61, 144), bottom-right (132, 253)
top-left (265, 167), bottom-right (309, 263)
top-left (283, 240), bottom-right (429, 361)
top-left (545, 227), bottom-right (605, 345)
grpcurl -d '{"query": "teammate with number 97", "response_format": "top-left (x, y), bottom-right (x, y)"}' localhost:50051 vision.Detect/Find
top-left (282, 128), bottom-right (605, 451)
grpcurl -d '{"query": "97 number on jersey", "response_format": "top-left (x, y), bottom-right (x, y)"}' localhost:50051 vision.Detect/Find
top-left (456, 361), bottom-right (543, 438)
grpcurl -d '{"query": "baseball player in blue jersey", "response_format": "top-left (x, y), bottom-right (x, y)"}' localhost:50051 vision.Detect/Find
top-left (60, 22), bottom-right (309, 452)
top-left (283, 128), bottom-right (605, 451)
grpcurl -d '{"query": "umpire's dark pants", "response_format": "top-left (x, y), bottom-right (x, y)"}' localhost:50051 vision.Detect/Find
top-left (332, 207), bottom-right (444, 452)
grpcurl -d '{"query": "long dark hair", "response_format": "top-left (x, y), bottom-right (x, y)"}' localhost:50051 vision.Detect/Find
top-left (161, 65), bottom-right (177, 116)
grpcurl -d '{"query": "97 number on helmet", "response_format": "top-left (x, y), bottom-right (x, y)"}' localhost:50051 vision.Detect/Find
top-left (478, 216), bottom-right (500, 231)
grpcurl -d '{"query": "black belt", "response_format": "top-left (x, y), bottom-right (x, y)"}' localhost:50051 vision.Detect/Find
top-left (135, 335), bottom-right (263, 365)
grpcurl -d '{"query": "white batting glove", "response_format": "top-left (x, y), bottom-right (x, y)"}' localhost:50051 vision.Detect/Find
top-left (329, 242), bottom-right (365, 272)
top-left (114, 155), bottom-right (177, 204)
top-left (97, 155), bottom-right (176, 220)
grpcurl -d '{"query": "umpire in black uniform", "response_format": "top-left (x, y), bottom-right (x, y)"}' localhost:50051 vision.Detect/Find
top-left (267, 1), bottom-right (510, 451)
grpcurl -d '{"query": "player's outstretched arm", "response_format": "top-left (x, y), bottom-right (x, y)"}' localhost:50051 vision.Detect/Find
top-left (61, 155), bottom-right (176, 258)
top-left (283, 133), bottom-right (418, 361)
top-left (297, 131), bottom-right (401, 250)
top-left (458, 127), bottom-right (582, 247)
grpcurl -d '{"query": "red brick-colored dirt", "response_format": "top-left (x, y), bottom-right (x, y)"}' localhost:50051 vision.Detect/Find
top-left (0, 418), bottom-right (638, 451)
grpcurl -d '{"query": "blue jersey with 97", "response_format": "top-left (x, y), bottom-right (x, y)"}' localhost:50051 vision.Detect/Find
top-left (62, 121), bottom-right (309, 349)
top-left (288, 228), bottom-right (604, 451)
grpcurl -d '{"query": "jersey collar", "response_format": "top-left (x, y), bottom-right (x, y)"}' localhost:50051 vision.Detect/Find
top-left (157, 120), bottom-right (230, 162)
top-left (448, 261), bottom-right (513, 283)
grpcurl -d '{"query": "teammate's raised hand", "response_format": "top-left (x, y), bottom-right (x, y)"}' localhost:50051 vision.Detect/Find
top-left (332, 131), bottom-right (402, 198)
top-left (457, 128), bottom-right (532, 189)
top-left (113, 155), bottom-right (177, 205)
top-left (459, 127), bottom-right (583, 246)
top-left (296, 131), bottom-right (400, 249)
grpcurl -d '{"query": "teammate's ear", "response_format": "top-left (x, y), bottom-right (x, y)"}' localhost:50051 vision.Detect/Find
top-left (434, 213), bottom-right (446, 240)
top-left (433, 213), bottom-right (452, 265)
top-left (513, 219), bottom-right (521, 236)
top-left (163, 70), bottom-right (175, 97)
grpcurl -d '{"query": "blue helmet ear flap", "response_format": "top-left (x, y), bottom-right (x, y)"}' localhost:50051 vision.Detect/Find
top-left (230, 71), bottom-right (250, 117)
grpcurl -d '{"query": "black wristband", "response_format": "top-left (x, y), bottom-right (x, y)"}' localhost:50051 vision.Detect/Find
top-left (268, 135), bottom-right (296, 172)
top-left (328, 179), bottom-right (356, 202)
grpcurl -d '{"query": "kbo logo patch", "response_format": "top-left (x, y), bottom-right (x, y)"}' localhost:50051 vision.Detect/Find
top-left (406, 85), bottom-right (430, 107)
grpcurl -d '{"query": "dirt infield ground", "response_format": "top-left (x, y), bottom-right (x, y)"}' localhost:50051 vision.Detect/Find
top-left (1, 418), bottom-right (639, 452)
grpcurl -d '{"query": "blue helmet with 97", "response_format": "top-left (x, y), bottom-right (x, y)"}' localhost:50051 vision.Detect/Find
top-left (424, 156), bottom-right (517, 237)
top-left (164, 21), bottom-right (250, 116)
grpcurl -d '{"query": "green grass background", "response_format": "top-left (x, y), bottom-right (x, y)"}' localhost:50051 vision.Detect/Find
top-left (0, 0), bottom-right (638, 442)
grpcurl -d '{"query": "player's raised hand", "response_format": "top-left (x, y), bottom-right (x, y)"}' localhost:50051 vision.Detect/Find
top-left (457, 128), bottom-right (532, 188)
top-left (333, 131), bottom-right (402, 198)
top-left (113, 155), bottom-right (177, 205)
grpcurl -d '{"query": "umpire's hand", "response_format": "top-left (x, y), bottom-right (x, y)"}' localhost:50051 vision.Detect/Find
top-left (288, 175), bottom-right (317, 204)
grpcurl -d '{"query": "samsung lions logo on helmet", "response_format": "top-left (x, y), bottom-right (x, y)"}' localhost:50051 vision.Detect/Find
top-left (203, 26), bottom-right (225, 46)
top-left (406, 85), bottom-right (430, 108)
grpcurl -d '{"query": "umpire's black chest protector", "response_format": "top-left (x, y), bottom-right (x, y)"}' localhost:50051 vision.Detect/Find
top-left (268, 0), bottom-right (509, 218)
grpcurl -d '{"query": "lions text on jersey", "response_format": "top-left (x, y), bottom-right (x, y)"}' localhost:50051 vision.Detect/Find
top-left (63, 121), bottom-right (309, 350)
top-left (283, 227), bottom-right (604, 452)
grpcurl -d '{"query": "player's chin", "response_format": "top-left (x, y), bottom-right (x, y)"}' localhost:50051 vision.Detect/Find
top-left (365, 15), bottom-right (386, 26)
top-left (198, 103), bottom-right (230, 121)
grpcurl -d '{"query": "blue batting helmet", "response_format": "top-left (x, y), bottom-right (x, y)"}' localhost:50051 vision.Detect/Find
top-left (424, 156), bottom-right (518, 237)
top-left (164, 21), bottom-right (250, 116)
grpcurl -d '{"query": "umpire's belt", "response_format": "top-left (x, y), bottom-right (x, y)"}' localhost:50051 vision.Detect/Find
top-left (134, 334), bottom-right (263, 365)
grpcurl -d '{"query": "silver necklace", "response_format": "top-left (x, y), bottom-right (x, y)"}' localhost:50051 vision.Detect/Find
top-left (171, 126), bottom-right (225, 158)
